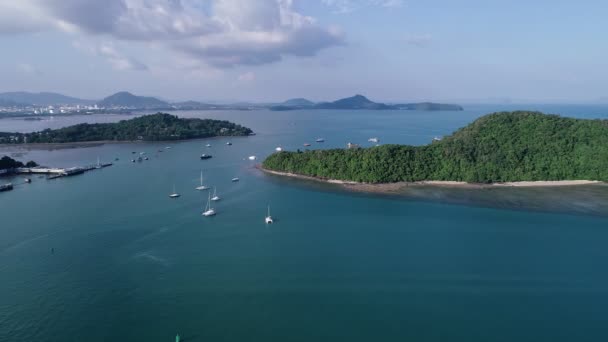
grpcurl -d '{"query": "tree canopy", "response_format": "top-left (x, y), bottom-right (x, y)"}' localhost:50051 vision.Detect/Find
top-left (0, 113), bottom-right (253, 144)
top-left (0, 156), bottom-right (37, 170)
top-left (263, 111), bottom-right (608, 183)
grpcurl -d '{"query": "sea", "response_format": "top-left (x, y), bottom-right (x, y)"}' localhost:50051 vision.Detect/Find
top-left (1, 104), bottom-right (608, 342)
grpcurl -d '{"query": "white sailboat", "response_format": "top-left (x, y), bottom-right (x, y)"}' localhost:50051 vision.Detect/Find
top-left (169, 185), bottom-right (180, 198)
top-left (202, 192), bottom-right (216, 216)
top-left (211, 187), bottom-right (220, 201)
top-left (195, 171), bottom-right (209, 190)
top-left (265, 205), bottom-right (273, 224)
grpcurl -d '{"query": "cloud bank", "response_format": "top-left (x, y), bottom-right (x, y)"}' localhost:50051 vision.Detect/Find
top-left (0, 0), bottom-right (345, 69)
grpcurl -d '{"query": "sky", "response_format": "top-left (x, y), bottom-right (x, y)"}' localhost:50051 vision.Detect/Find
top-left (1, 0), bottom-right (607, 103)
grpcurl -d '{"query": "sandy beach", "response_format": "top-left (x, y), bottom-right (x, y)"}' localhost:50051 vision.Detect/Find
top-left (260, 167), bottom-right (603, 193)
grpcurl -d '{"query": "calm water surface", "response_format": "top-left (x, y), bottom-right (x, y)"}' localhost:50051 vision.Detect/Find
top-left (2, 105), bottom-right (608, 341)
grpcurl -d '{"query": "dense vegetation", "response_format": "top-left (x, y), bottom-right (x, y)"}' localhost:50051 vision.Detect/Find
top-left (0, 113), bottom-right (253, 144)
top-left (263, 111), bottom-right (608, 183)
top-left (0, 156), bottom-right (37, 170)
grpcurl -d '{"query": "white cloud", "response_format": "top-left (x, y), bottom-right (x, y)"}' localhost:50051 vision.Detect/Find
top-left (0, 0), bottom-right (344, 69)
top-left (73, 40), bottom-right (148, 71)
top-left (322, 0), bottom-right (403, 13)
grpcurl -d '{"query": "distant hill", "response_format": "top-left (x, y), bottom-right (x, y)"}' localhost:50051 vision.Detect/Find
top-left (98, 91), bottom-right (169, 108)
top-left (393, 102), bottom-right (464, 111)
top-left (270, 98), bottom-right (315, 111)
top-left (171, 101), bottom-right (218, 110)
top-left (270, 95), bottom-right (463, 111)
top-left (315, 95), bottom-right (393, 110)
top-left (0, 98), bottom-right (28, 107)
top-left (282, 98), bottom-right (315, 107)
top-left (0, 92), bottom-right (93, 106)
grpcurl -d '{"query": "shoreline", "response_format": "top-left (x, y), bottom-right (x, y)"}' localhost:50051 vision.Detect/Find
top-left (0, 135), bottom-right (252, 151)
top-left (259, 167), bottom-right (603, 192)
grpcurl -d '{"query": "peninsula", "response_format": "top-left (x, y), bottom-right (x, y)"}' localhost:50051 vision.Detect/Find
top-left (0, 113), bottom-right (253, 144)
top-left (262, 111), bottom-right (608, 186)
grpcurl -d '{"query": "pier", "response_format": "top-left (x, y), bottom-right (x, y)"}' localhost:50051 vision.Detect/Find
top-left (12, 163), bottom-right (113, 179)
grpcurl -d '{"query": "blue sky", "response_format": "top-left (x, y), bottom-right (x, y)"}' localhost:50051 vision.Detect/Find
top-left (1, 0), bottom-right (607, 103)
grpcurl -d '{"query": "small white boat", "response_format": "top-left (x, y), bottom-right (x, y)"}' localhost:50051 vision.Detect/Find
top-left (195, 171), bottom-right (209, 190)
top-left (265, 205), bottom-right (273, 224)
top-left (226, 142), bottom-right (232, 146)
top-left (275, 147), bottom-right (283, 152)
top-left (202, 193), bottom-right (216, 216)
top-left (169, 185), bottom-right (180, 198)
top-left (231, 177), bottom-right (240, 182)
top-left (316, 138), bottom-right (325, 143)
top-left (248, 156), bottom-right (257, 161)
top-left (206, 143), bottom-right (212, 147)
top-left (165, 146), bottom-right (171, 149)
top-left (211, 187), bottom-right (220, 201)
top-left (368, 137), bottom-right (379, 143)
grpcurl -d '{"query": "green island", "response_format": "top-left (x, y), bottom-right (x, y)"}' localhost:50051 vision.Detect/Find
top-left (0, 113), bottom-right (253, 144)
top-left (262, 111), bottom-right (608, 184)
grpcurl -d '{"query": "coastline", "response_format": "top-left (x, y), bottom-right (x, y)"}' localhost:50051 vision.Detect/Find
top-left (259, 166), bottom-right (603, 192)
top-left (0, 135), bottom-right (252, 151)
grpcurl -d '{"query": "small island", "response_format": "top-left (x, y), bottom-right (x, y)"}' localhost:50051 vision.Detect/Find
top-left (262, 111), bottom-right (608, 187)
top-left (270, 95), bottom-right (463, 111)
top-left (0, 113), bottom-right (253, 144)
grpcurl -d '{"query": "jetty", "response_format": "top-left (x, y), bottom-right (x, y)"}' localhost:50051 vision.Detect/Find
top-left (13, 163), bottom-right (113, 179)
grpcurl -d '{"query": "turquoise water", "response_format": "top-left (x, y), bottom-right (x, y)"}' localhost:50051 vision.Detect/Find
top-left (2, 105), bottom-right (608, 341)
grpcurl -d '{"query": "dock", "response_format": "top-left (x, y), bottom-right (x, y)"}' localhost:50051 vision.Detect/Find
top-left (15, 163), bottom-right (113, 179)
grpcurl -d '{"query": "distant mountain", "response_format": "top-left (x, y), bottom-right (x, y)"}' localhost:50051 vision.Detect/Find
top-left (0, 98), bottom-right (27, 107)
top-left (269, 98), bottom-right (316, 111)
top-left (282, 98), bottom-right (315, 107)
top-left (0, 92), bottom-right (93, 106)
top-left (98, 91), bottom-right (169, 108)
top-left (393, 102), bottom-right (464, 111)
top-left (315, 95), bottom-right (393, 110)
top-left (271, 94), bottom-right (463, 111)
top-left (171, 101), bottom-right (219, 110)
